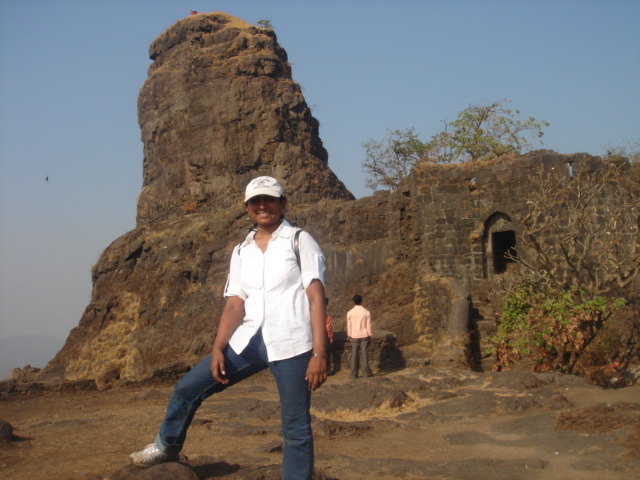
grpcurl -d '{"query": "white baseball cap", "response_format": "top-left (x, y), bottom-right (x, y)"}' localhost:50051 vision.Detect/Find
top-left (244, 176), bottom-right (284, 203)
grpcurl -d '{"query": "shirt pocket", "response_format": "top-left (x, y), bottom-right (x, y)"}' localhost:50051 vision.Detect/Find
top-left (267, 248), bottom-right (301, 292)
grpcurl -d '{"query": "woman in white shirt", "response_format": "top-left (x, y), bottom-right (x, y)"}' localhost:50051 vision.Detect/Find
top-left (130, 176), bottom-right (328, 480)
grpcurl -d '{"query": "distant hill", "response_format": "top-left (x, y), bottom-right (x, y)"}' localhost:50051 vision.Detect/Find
top-left (0, 335), bottom-right (65, 379)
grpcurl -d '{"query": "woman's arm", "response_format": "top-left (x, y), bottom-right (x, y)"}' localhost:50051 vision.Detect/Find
top-left (210, 295), bottom-right (245, 384)
top-left (305, 279), bottom-right (327, 391)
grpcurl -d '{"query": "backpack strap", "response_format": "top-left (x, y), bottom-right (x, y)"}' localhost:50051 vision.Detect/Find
top-left (293, 228), bottom-right (302, 268)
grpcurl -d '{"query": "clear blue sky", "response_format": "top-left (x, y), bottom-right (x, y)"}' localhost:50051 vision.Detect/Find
top-left (0, 1), bottom-right (638, 363)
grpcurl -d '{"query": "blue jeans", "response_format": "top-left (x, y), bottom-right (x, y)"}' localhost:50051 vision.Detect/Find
top-left (154, 331), bottom-right (314, 480)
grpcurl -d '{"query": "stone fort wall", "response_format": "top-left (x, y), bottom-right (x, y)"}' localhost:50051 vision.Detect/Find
top-left (291, 151), bottom-right (619, 369)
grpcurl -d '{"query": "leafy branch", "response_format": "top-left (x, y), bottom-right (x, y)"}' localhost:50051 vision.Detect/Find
top-left (361, 99), bottom-right (548, 189)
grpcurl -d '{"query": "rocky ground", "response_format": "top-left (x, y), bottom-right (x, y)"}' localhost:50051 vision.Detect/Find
top-left (1, 365), bottom-right (639, 480)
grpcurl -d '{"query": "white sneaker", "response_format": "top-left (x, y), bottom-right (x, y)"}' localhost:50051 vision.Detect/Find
top-left (129, 443), bottom-right (172, 467)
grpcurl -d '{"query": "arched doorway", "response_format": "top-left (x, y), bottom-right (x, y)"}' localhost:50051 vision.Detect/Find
top-left (482, 212), bottom-right (517, 278)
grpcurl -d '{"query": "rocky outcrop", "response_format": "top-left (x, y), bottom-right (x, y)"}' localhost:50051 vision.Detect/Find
top-left (0, 419), bottom-right (13, 441)
top-left (136, 13), bottom-right (352, 225)
top-left (41, 12), bottom-right (358, 386)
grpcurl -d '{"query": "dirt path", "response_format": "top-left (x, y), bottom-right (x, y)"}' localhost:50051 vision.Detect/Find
top-left (1, 367), bottom-right (639, 479)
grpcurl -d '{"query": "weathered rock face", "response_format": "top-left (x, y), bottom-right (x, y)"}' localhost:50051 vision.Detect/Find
top-left (136, 13), bottom-right (353, 225)
top-left (39, 13), bottom-right (638, 388)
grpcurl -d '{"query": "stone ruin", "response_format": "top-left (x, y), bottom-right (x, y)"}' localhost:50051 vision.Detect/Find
top-left (37, 12), bottom-right (637, 388)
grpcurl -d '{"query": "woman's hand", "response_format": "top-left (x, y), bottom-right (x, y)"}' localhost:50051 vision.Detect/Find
top-left (305, 279), bottom-right (328, 390)
top-left (306, 353), bottom-right (327, 391)
top-left (210, 347), bottom-right (228, 384)
top-left (209, 296), bottom-right (245, 384)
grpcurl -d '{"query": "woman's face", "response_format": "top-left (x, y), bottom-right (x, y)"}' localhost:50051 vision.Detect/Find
top-left (245, 195), bottom-right (287, 230)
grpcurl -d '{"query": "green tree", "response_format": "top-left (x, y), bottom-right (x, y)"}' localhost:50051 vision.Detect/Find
top-left (426, 99), bottom-right (549, 163)
top-left (361, 128), bottom-right (426, 190)
top-left (361, 100), bottom-right (548, 190)
top-left (257, 19), bottom-right (274, 29)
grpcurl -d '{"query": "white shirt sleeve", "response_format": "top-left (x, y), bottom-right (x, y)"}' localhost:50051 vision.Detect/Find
top-left (224, 244), bottom-right (248, 300)
top-left (298, 230), bottom-right (326, 289)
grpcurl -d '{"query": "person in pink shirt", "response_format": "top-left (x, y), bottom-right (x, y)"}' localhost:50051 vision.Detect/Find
top-left (346, 294), bottom-right (372, 378)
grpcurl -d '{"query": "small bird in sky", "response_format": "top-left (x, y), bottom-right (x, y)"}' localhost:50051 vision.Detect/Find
top-left (45, 175), bottom-right (49, 182)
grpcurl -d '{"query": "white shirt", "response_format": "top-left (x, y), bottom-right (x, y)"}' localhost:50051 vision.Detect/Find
top-left (224, 220), bottom-right (326, 361)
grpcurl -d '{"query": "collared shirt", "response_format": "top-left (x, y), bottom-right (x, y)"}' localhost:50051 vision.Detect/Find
top-left (224, 220), bottom-right (326, 361)
top-left (347, 305), bottom-right (372, 339)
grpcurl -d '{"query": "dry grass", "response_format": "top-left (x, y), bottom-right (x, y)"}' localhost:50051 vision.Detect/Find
top-left (311, 394), bottom-right (419, 422)
top-left (66, 292), bottom-right (143, 387)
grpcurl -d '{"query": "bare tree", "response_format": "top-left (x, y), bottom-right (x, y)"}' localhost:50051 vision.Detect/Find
top-left (495, 159), bottom-right (639, 377)
top-left (361, 128), bottom-right (426, 190)
top-left (518, 159), bottom-right (639, 295)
